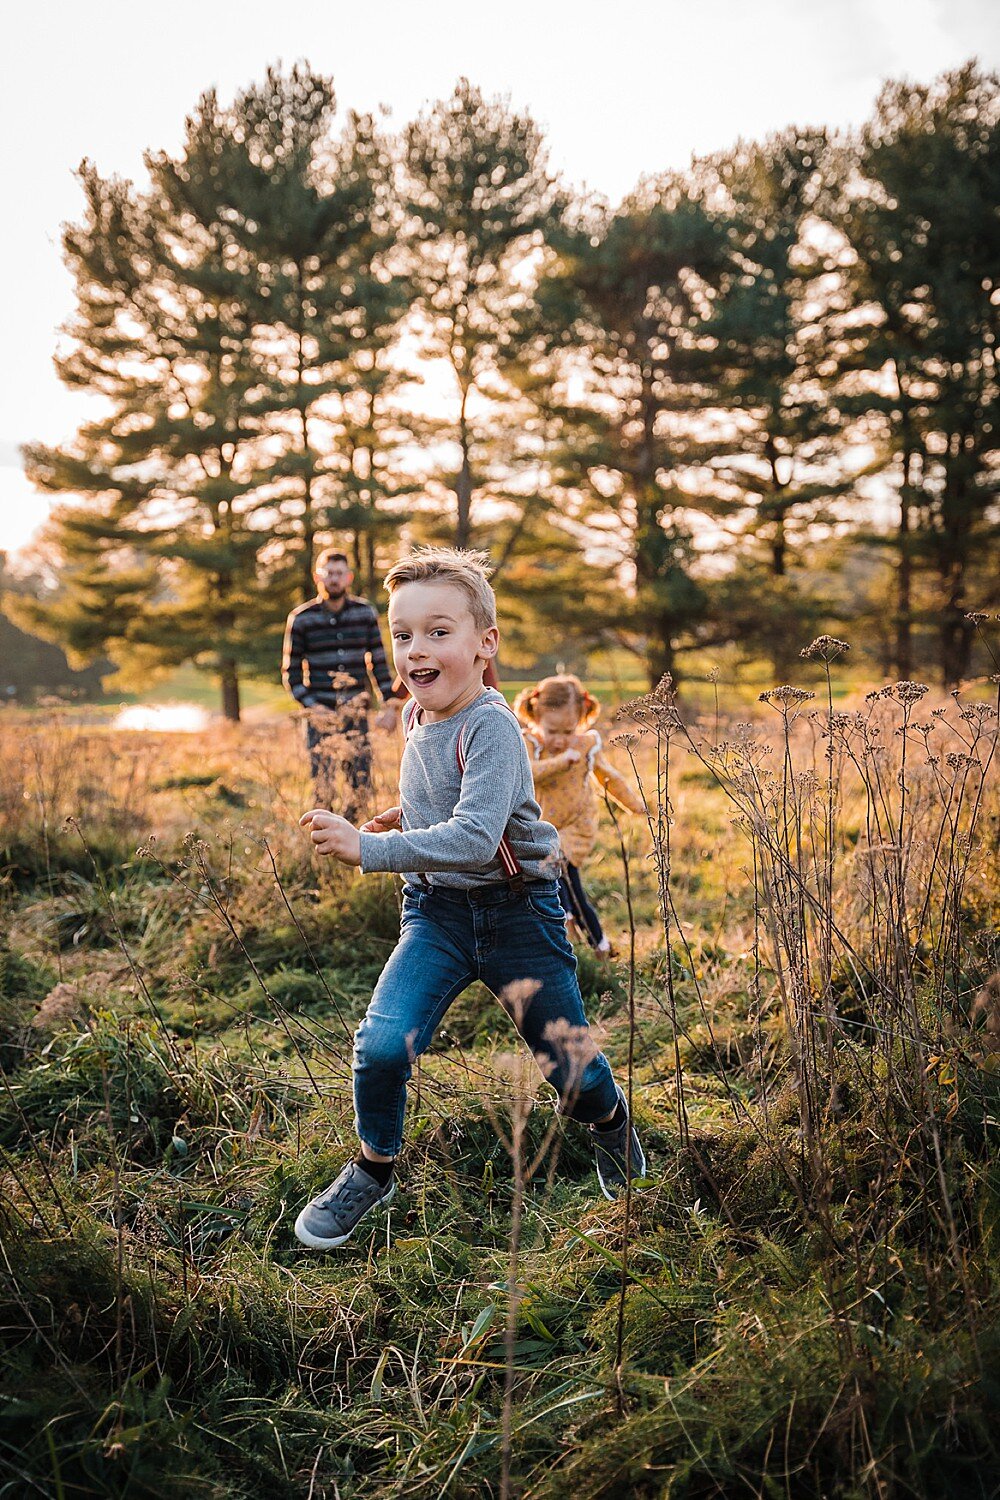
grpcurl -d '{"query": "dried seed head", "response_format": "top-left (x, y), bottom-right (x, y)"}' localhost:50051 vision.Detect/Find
top-left (618, 683), bottom-right (682, 736)
top-left (800, 636), bottom-right (851, 662)
top-left (893, 680), bottom-right (930, 705)
top-left (498, 978), bottom-right (543, 1028)
top-left (759, 685), bottom-right (815, 708)
top-left (827, 711), bottom-right (863, 736)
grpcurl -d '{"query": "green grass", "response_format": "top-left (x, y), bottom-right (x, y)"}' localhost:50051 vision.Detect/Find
top-left (1, 699), bottom-right (999, 1497)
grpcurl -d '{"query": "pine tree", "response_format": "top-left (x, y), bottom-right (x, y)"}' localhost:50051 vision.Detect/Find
top-left (23, 87), bottom-right (302, 719)
top-left (398, 79), bottom-right (563, 549)
top-left (695, 130), bottom-right (871, 671)
top-left (836, 64), bottom-right (1000, 683)
top-left (229, 74), bottom-right (413, 598)
top-left (527, 178), bottom-right (733, 686)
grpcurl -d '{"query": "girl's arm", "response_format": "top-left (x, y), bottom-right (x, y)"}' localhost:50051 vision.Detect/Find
top-left (523, 732), bottom-right (579, 784)
top-left (592, 746), bottom-right (645, 814)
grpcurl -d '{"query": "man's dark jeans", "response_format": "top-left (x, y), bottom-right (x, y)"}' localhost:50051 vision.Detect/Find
top-left (304, 696), bottom-right (372, 821)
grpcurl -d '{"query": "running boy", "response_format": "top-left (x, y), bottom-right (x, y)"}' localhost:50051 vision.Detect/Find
top-left (294, 547), bottom-right (646, 1249)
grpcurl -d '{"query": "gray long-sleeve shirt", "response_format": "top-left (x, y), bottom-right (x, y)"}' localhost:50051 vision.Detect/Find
top-left (358, 689), bottom-right (561, 889)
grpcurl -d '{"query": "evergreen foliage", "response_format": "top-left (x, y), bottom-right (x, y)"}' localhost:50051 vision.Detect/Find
top-left (16, 62), bottom-right (1000, 702)
top-left (835, 63), bottom-right (1000, 683)
top-left (529, 178), bottom-right (732, 686)
top-left (398, 78), bottom-right (564, 551)
top-left (0, 554), bottom-right (105, 701)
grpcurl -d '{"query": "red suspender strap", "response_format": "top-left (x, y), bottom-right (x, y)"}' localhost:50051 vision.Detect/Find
top-left (456, 703), bottom-right (524, 884)
top-left (403, 699), bottom-right (421, 736)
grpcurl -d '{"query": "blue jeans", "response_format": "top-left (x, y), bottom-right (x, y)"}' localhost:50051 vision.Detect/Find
top-left (352, 880), bottom-right (619, 1156)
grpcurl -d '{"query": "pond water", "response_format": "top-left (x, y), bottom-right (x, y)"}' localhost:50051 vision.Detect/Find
top-left (113, 703), bottom-right (211, 732)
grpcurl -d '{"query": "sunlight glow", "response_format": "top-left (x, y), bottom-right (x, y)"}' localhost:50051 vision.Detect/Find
top-left (113, 703), bottom-right (209, 732)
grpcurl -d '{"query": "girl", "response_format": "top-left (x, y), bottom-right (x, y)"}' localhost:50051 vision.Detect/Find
top-left (514, 675), bottom-right (645, 953)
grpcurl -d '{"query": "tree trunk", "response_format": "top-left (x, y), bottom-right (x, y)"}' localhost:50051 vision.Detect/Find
top-left (456, 385), bottom-right (473, 548)
top-left (220, 658), bottom-right (241, 723)
top-left (765, 435), bottom-right (787, 577)
top-left (894, 447), bottom-right (913, 679)
top-left (938, 439), bottom-right (973, 688)
top-left (646, 624), bottom-right (676, 690)
top-left (939, 559), bottom-right (972, 687)
top-left (365, 527), bottom-right (376, 597)
top-left (295, 264), bottom-right (316, 600)
top-left (940, 609), bottom-right (973, 688)
top-left (634, 362), bottom-right (678, 691)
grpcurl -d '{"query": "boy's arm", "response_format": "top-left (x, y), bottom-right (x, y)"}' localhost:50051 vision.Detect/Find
top-left (358, 714), bottom-right (523, 874)
top-left (592, 746), bottom-right (646, 815)
top-left (282, 611), bottom-right (315, 707)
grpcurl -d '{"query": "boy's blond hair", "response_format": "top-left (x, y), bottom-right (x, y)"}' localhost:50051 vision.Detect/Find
top-left (383, 547), bottom-right (497, 632)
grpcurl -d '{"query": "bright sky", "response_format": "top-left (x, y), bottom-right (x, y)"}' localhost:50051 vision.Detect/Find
top-left (1, 0), bottom-right (998, 556)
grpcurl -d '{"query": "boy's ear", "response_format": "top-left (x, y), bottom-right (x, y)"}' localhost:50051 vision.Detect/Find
top-left (479, 625), bottom-right (500, 659)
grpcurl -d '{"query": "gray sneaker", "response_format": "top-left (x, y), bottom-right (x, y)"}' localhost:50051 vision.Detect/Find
top-left (294, 1160), bottom-right (395, 1249)
top-left (590, 1087), bottom-right (647, 1200)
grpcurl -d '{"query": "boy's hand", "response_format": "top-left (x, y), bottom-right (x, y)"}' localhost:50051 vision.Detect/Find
top-left (360, 806), bottom-right (402, 833)
top-left (299, 809), bottom-right (362, 865)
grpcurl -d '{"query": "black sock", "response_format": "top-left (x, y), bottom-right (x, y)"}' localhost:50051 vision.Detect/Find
top-left (356, 1153), bottom-right (394, 1186)
top-left (593, 1098), bottom-right (627, 1133)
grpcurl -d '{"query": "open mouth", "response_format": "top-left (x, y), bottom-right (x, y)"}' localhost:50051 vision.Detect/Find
top-left (409, 669), bottom-right (440, 686)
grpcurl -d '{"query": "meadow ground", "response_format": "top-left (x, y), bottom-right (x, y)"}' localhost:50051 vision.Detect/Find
top-left (1, 662), bottom-right (999, 1499)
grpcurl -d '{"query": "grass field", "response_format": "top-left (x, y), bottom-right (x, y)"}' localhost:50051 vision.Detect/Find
top-left (1, 658), bottom-right (999, 1498)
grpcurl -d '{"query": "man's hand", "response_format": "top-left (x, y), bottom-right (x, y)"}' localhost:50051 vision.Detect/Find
top-left (299, 809), bottom-right (362, 865)
top-left (375, 704), bottom-right (399, 733)
top-left (361, 806), bottom-right (402, 833)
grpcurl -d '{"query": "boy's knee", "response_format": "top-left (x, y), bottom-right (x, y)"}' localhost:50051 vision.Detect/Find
top-left (353, 1016), bottom-right (417, 1076)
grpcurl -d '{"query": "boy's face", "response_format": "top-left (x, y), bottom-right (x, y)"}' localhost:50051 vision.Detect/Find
top-left (389, 580), bottom-right (498, 721)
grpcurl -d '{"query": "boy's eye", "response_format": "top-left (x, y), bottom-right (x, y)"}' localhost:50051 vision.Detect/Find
top-left (393, 632), bottom-right (410, 642)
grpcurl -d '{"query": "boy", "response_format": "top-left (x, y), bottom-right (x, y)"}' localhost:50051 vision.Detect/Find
top-left (294, 548), bottom-right (646, 1250)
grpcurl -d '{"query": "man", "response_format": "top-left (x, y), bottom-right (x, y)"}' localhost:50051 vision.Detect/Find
top-left (282, 550), bottom-right (400, 820)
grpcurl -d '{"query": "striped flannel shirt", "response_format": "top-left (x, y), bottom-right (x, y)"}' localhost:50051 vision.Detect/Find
top-left (282, 595), bottom-right (395, 709)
